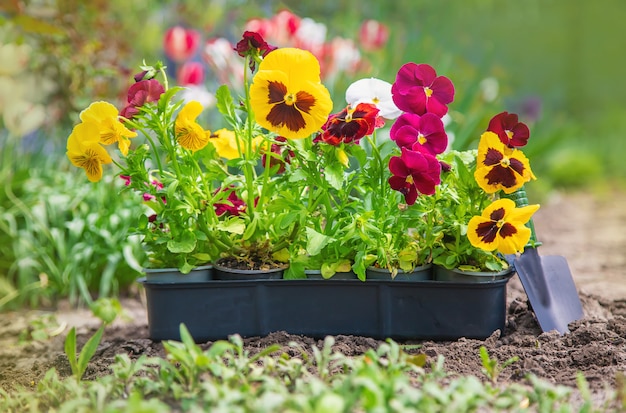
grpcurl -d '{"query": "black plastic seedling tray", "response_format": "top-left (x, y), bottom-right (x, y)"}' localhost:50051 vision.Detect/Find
top-left (140, 277), bottom-right (512, 342)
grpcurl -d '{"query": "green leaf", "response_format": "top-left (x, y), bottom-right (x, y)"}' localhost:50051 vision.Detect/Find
top-left (242, 216), bottom-right (257, 241)
top-left (215, 85), bottom-right (239, 127)
top-left (216, 218), bottom-right (245, 235)
top-left (272, 248), bottom-right (290, 263)
top-left (324, 162), bottom-right (344, 190)
top-left (180, 261), bottom-right (194, 274)
top-left (167, 231), bottom-right (196, 254)
top-left (76, 326), bottom-right (104, 380)
top-left (90, 298), bottom-right (122, 325)
top-left (192, 253), bottom-right (212, 262)
top-left (64, 327), bottom-right (78, 378)
top-left (278, 211), bottom-right (299, 229)
top-left (179, 324), bottom-right (200, 354)
top-left (305, 227), bottom-right (333, 256)
top-left (288, 168), bottom-right (307, 182)
top-left (158, 86), bottom-right (184, 113)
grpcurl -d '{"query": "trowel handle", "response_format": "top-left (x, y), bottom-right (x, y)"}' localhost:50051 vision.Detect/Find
top-left (503, 186), bottom-right (542, 247)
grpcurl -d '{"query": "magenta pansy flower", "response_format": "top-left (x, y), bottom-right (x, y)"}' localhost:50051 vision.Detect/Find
top-left (486, 111), bottom-right (530, 148)
top-left (391, 63), bottom-right (455, 117)
top-left (389, 112), bottom-right (448, 155)
top-left (388, 147), bottom-right (442, 205)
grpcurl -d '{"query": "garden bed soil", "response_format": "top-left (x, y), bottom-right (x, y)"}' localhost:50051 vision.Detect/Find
top-left (1, 191), bottom-right (625, 401)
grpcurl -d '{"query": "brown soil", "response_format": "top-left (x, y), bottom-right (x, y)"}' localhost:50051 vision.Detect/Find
top-left (1, 191), bottom-right (625, 402)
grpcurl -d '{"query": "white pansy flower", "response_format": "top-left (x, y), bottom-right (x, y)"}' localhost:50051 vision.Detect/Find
top-left (346, 77), bottom-right (402, 119)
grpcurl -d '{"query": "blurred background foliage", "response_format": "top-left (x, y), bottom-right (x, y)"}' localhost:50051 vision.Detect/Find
top-left (0, 0), bottom-right (623, 308)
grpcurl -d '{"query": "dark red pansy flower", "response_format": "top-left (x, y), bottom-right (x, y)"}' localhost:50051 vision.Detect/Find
top-left (486, 111), bottom-right (530, 148)
top-left (388, 147), bottom-right (441, 205)
top-left (120, 79), bottom-right (165, 120)
top-left (391, 63), bottom-right (454, 117)
top-left (235, 31), bottom-right (276, 57)
top-left (234, 31), bottom-right (277, 72)
top-left (389, 112), bottom-right (448, 156)
top-left (318, 103), bottom-right (379, 146)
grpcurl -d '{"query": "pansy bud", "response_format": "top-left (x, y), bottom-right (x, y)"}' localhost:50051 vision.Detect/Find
top-left (336, 148), bottom-right (349, 168)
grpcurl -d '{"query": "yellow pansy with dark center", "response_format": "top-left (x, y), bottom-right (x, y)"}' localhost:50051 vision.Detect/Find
top-left (250, 48), bottom-right (332, 139)
top-left (474, 131), bottom-right (535, 194)
top-left (266, 81), bottom-right (317, 134)
top-left (474, 206), bottom-right (517, 243)
top-left (467, 198), bottom-right (540, 255)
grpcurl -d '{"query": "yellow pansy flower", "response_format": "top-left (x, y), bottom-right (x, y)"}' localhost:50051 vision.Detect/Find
top-left (467, 198), bottom-right (540, 255)
top-left (474, 131), bottom-right (535, 194)
top-left (249, 48), bottom-right (333, 139)
top-left (175, 101), bottom-right (210, 151)
top-left (209, 129), bottom-right (267, 160)
top-left (209, 128), bottom-right (239, 159)
top-left (79, 101), bottom-right (137, 156)
top-left (66, 122), bottom-right (113, 182)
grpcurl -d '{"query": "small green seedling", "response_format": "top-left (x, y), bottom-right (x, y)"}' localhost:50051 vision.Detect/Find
top-left (64, 325), bottom-right (104, 382)
top-left (479, 346), bottom-right (519, 384)
top-left (63, 297), bottom-right (123, 382)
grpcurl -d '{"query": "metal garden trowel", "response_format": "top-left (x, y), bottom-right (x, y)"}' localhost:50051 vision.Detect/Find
top-left (505, 188), bottom-right (584, 335)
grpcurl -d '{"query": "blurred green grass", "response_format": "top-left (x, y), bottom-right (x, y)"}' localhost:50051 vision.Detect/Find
top-left (282, 0), bottom-right (625, 188)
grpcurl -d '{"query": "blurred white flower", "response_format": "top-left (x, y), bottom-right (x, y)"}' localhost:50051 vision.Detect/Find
top-left (0, 43), bottom-right (31, 76)
top-left (203, 37), bottom-right (244, 87)
top-left (177, 85), bottom-right (216, 109)
top-left (295, 18), bottom-right (327, 55)
top-left (326, 37), bottom-right (361, 82)
top-left (4, 100), bottom-right (46, 137)
top-left (480, 77), bottom-right (499, 102)
top-left (346, 77), bottom-right (401, 119)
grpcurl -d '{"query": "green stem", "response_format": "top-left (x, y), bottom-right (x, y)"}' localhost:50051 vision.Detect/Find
top-left (123, 116), bottom-right (165, 177)
top-left (241, 54), bottom-right (258, 215)
top-left (159, 64), bottom-right (169, 91)
top-left (365, 132), bottom-right (387, 219)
